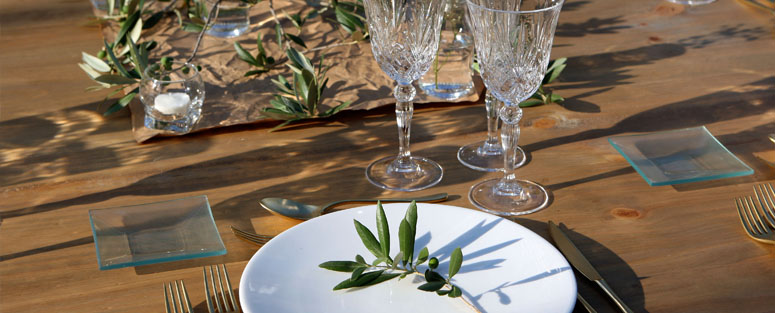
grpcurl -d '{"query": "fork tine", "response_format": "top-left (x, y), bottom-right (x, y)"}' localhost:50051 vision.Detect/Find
top-left (230, 226), bottom-right (273, 239)
top-left (232, 235), bottom-right (270, 246)
top-left (221, 265), bottom-right (240, 312)
top-left (755, 183), bottom-right (775, 228)
top-left (751, 188), bottom-right (770, 234)
top-left (742, 197), bottom-right (763, 234)
top-left (180, 280), bottom-right (193, 312)
top-left (231, 226), bottom-right (273, 244)
top-left (164, 283), bottom-right (172, 313)
top-left (209, 265), bottom-right (224, 313)
top-left (754, 196), bottom-right (773, 235)
top-left (234, 233), bottom-right (270, 245)
top-left (175, 281), bottom-right (185, 313)
top-left (745, 197), bottom-right (768, 234)
top-left (215, 265), bottom-right (229, 311)
top-left (204, 267), bottom-right (215, 313)
top-left (737, 198), bottom-right (757, 237)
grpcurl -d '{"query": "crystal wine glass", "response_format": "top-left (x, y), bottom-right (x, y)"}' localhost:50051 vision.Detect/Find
top-left (363, 0), bottom-right (446, 191)
top-left (457, 90), bottom-right (526, 171)
top-left (466, 0), bottom-right (563, 215)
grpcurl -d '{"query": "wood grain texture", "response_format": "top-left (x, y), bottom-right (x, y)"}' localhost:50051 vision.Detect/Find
top-left (1, 0), bottom-right (774, 312)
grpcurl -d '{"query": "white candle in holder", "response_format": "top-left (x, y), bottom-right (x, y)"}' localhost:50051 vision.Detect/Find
top-left (154, 92), bottom-right (191, 115)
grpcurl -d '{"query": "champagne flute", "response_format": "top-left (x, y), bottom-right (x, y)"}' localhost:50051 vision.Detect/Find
top-left (363, 0), bottom-right (446, 191)
top-left (466, 0), bottom-right (563, 215)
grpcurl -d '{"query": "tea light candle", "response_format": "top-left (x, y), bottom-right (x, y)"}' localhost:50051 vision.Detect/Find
top-left (154, 92), bottom-right (191, 115)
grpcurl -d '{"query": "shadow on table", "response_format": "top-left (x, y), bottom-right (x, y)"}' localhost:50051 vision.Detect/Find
top-left (0, 100), bottom-right (191, 187)
top-left (0, 102), bottom-right (488, 266)
top-left (554, 22), bottom-right (768, 112)
top-left (1, 101), bottom-right (488, 220)
top-left (0, 236), bottom-right (94, 262)
top-left (556, 15), bottom-right (631, 38)
top-left (513, 218), bottom-right (649, 313)
top-left (525, 76), bottom-right (775, 159)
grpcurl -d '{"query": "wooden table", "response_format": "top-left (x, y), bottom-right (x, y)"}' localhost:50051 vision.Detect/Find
top-left (1, 0), bottom-right (773, 312)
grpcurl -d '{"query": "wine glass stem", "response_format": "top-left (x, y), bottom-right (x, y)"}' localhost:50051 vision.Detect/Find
top-left (394, 83), bottom-right (417, 168)
top-left (499, 105), bottom-right (523, 193)
top-left (483, 92), bottom-right (501, 152)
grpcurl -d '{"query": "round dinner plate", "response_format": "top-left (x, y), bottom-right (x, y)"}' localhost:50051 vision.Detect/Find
top-left (239, 203), bottom-right (576, 313)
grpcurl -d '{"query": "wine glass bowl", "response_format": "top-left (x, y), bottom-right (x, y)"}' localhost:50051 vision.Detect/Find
top-left (363, 0), bottom-right (446, 191)
top-left (466, 0), bottom-right (563, 215)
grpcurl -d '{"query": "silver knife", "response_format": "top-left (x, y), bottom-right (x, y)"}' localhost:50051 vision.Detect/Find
top-left (549, 221), bottom-right (634, 313)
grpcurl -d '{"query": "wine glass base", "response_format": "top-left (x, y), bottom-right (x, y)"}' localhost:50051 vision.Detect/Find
top-left (457, 142), bottom-right (526, 172)
top-left (366, 156), bottom-right (443, 191)
top-left (468, 179), bottom-right (549, 216)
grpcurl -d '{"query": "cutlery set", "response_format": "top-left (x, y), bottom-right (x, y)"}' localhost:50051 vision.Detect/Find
top-left (165, 264), bottom-right (240, 313)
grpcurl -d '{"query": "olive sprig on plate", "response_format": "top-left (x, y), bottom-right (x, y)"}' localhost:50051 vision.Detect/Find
top-left (319, 202), bottom-right (481, 312)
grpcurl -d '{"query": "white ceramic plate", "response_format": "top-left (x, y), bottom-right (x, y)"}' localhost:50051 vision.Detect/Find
top-left (239, 203), bottom-right (576, 313)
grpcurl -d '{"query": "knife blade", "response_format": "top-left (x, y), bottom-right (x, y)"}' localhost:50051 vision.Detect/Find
top-left (549, 221), bottom-right (634, 313)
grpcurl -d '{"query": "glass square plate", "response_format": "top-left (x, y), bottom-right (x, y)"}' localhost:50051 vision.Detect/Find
top-left (608, 126), bottom-right (753, 186)
top-left (89, 195), bottom-right (226, 270)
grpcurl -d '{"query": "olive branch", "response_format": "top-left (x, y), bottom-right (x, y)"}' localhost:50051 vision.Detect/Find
top-left (233, 0), bottom-right (367, 129)
top-left (319, 202), bottom-right (482, 313)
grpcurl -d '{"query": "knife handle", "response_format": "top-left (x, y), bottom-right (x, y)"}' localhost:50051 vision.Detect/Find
top-left (595, 279), bottom-right (634, 313)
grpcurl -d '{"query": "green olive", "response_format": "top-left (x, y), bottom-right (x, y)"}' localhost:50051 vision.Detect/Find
top-left (429, 257), bottom-right (439, 269)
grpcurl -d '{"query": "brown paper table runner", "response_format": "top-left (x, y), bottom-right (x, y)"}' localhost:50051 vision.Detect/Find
top-left (121, 0), bottom-right (482, 142)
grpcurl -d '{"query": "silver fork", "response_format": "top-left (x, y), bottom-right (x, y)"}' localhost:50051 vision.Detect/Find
top-left (736, 196), bottom-right (775, 244)
top-left (753, 183), bottom-right (775, 228)
top-left (164, 280), bottom-right (193, 313)
top-left (204, 264), bottom-right (240, 313)
top-left (231, 226), bottom-right (274, 246)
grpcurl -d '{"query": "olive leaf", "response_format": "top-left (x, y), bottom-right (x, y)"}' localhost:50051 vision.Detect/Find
top-left (402, 201), bottom-right (418, 261)
top-left (115, 11), bottom-right (141, 46)
top-left (95, 74), bottom-right (138, 85)
top-left (416, 247), bottom-right (429, 265)
top-left (543, 57), bottom-right (567, 85)
top-left (235, 32), bottom-right (277, 77)
top-left (82, 52), bottom-right (111, 73)
top-left (319, 260), bottom-right (367, 272)
top-left (418, 281), bottom-right (446, 292)
top-left (353, 220), bottom-right (384, 260)
top-left (448, 285), bottom-right (463, 298)
top-left (448, 247), bottom-right (463, 278)
top-left (376, 202), bottom-right (390, 259)
top-left (351, 267), bottom-right (366, 281)
top-left (424, 269), bottom-right (445, 283)
top-left (398, 219), bottom-right (412, 265)
top-left (333, 270), bottom-right (384, 290)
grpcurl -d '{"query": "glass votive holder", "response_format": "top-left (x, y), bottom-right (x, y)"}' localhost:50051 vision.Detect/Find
top-left (197, 0), bottom-right (251, 38)
top-left (417, 0), bottom-right (475, 100)
top-left (139, 62), bottom-right (205, 134)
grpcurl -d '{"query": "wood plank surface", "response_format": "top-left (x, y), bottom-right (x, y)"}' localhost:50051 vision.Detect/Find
top-left (1, 0), bottom-right (774, 312)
